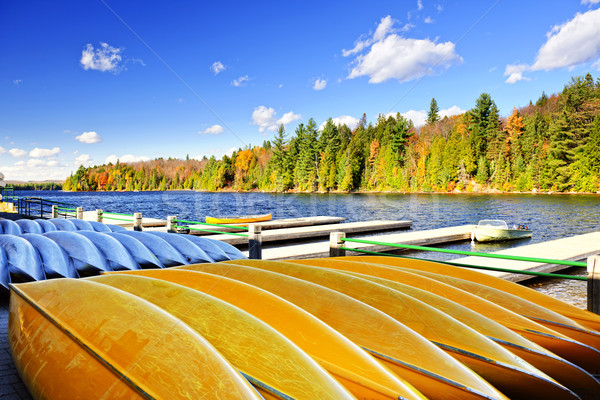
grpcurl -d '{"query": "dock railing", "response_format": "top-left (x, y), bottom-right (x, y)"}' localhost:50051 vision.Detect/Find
top-left (330, 232), bottom-right (600, 314)
top-left (96, 210), bottom-right (143, 231)
top-left (16, 197), bottom-right (79, 219)
top-left (167, 216), bottom-right (262, 259)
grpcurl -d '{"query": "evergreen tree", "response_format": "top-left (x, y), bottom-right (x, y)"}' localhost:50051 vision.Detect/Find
top-left (426, 98), bottom-right (440, 125)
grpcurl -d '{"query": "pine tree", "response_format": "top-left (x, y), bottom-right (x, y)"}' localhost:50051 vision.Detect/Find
top-left (426, 98), bottom-right (440, 125)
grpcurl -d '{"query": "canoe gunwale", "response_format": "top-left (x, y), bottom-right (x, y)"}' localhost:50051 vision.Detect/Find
top-left (9, 283), bottom-right (157, 400)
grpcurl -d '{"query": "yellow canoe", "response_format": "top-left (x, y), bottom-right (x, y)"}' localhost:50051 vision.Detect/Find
top-left (9, 279), bottom-right (261, 400)
top-left (87, 274), bottom-right (354, 400)
top-left (218, 260), bottom-right (577, 400)
top-left (345, 255), bottom-right (600, 332)
top-left (303, 258), bottom-right (600, 375)
top-left (205, 213), bottom-right (271, 224)
top-left (176, 262), bottom-right (509, 400)
top-left (289, 259), bottom-right (600, 399)
top-left (102, 270), bottom-right (426, 400)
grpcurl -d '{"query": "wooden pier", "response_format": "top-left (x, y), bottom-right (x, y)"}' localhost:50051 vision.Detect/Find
top-left (255, 224), bottom-right (475, 260)
top-left (187, 216), bottom-right (346, 234)
top-left (207, 219), bottom-right (412, 246)
top-left (453, 232), bottom-right (600, 282)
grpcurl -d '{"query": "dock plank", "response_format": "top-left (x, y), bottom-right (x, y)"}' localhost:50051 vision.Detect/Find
top-left (453, 232), bottom-right (600, 282)
top-left (210, 220), bottom-right (412, 245)
top-left (254, 224), bottom-right (474, 260)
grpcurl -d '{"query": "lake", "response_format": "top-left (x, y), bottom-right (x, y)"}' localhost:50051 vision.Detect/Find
top-left (15, 190), bottom-right (599, 308)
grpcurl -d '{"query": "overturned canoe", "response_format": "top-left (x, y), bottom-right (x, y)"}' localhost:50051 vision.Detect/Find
top-left (102, 270), bottom-right (426, 400)
top-left (177, 262), bottom-right (508, 400)
top-left (9, 279), bottom-right (261, 399)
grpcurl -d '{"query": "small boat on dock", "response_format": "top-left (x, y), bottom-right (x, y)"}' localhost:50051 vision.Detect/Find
top-left (471, 219), bottom-right (532, 242)
top-left (205, 213), bottom-right (272, 225)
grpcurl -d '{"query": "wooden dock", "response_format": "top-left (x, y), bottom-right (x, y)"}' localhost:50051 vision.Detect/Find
top-left (81, 211), bottom-right (166, 228)
top-left (254, 224), bottom-right (475, 260)
top-left (208, 220), bottom-right (412, 245)
top-left (187, 216), bottom-right (346, 235)
top-left (453, 232), bottom-right (600, 282)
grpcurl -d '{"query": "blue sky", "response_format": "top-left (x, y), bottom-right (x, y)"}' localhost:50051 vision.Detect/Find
top-left (2, 0), bottom-right (600, 181)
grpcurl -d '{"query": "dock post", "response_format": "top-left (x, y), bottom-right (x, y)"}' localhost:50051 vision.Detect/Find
top-left (248, 224), bottom-right (262, 260)
top-left (167, 216), bottom-right (177, 233)
top-left (330, 232), bottom-right (346, 257)
top-left (133, 212), bottom-right (143, 231)
top-left (96, 209), bottom-right (103, 223)
top-left (76, 207), bottom-right (83, 219)
top-left (588, 255), bottom-right (600, 315)
top-left (51, 205), bottom-right (58, 218)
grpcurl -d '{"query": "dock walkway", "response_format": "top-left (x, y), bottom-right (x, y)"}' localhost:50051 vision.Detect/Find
top-left (211, 220), bottom-right (412, 246)
top-left (81, 211), bottom-right (166, 228)
top-left (453, 232), bottom-right (600, 282)
top-left (256, 224), bottom-right (475, 260)
top-left (187, 216), bottom-right (345, 234)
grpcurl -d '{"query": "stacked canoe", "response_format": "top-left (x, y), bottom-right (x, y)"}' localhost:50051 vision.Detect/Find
top-left (9, 256), bottom-right (600, 399)
top-left (0, 218), bottom-right (246, 289)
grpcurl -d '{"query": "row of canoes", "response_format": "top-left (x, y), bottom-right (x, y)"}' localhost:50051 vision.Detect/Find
top-left (9, 256), bottom-right (600, 399)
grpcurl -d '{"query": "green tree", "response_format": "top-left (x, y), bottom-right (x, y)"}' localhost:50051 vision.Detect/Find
top-left (426, 98), bottom-right (440, 125)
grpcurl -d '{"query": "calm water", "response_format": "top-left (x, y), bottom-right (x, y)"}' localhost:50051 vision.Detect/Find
top-left (16, 190), bottom-right (600, 308)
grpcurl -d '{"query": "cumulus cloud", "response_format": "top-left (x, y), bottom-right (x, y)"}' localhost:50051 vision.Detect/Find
top-left (313, 78), bottom-right (327, 90)
top-left (0, 147), bottom-right (5, 154)
top-left (80, 42), bottom-right (124, 73)
top-left (319, 116), bottom-right (360, 131)
top-left (9, 148), bottom-right (26, 158)
top-left (75, 131), bottom-right (102, 144)
top-left (505, 8), bottom-right (600, 83)
top-left (251, 106), bottom-right (301, 132)
top-left (417, 0), bottom-right (424, 10)
top-left (232, 75), bottom-right (250, 87)
top-left (200, 125), bottom-right (225, 135)
top-left (105, 154), bottom-right (150, 164)
top-left (344, 15), bottom-right (461, 83)
top-left (211, 61), bottom-right (225, 75)
top-left (29, 147), bottom-right (60, 158)
top-left (75, 154), bottom-right (94, 167)
top-left (27, 159), bottom-right (46, 168)
top-left (389, 105), bottom-right (465, 127)
top-left (581, 0), bottom-right (600, 4)
top-left (424, 16), bottom-right (434, 24)
top-left (0, 160), bottom-right (68, 181)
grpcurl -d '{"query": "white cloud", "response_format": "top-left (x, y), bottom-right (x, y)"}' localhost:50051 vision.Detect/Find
top-left (504, 9), bottom-right (600, 83)
top-left (277, 111), bottom-right (301, 125)
top-left (27, 159), bottom-right (46, 168)
top-left (75, 131), bottom-right (102, 144)
top-left (417, 0), bottom-right (424, 10)
top-left (29, 147), bottom-right (60, 158)
top-left (313, 78), bottom-right (327, 90)
top-left (439, 105), bottom-right (465, 118)
top-left (251, 106), bottom-right (301, 132)
top-left (319, 116), bottom-right (360, 131)
top-left (200, 125), bottom-right (225, 135)
top-left (0, 160), bottom-right (68, 181)
top-left (105, 154), bottom-right (150, 164)
top-left (581, 0), bottom-right (600, 4)
top-left (211, 61), bottom-right (225, 75)
top-left (504, 63), bottom-right (530, 84)
top-left (424, 16), bottom-right (434, 24)
top-left (344, 15), bottom-right (461, 83)
top-left (9, 148), bottom-right (26, 158)
top-left (80, 42), bottom-right (124, 73)
top-left (0, 147), bottom-right (5, 154)
top-left (75, 154), bottom-right (94, 167)
top-left (13, 79), bottom-right (22, 86)
top-left (232, 75), bottom-right (250, 87)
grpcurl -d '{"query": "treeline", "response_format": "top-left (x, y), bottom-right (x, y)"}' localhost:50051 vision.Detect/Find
top-left (64, 73), bottom-right (600, 193)
top-left (7, 182), bottom-right (63, 190)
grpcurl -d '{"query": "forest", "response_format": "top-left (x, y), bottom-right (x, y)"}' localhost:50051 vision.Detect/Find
top-left (63, 73), bottom-right (600, 194)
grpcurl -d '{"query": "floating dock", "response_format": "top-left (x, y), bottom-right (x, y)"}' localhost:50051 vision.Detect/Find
top-left (210, 220), bottom-right (412, 246)
top-left (256, 224), bottom-right (475, 260)
top-left (454, 232), bottom-right (600, 282)
top-left (188, 216), bottom-right (346, 234)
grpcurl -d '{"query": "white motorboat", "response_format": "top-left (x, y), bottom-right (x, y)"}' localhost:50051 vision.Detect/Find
top-left (471, 220), bottom-right (532, 242)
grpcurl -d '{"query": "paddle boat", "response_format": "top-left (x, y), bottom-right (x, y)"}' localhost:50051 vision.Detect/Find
top-left (471, 219), bottom-right (532, 242)
top-left (205, 213), bottom-right (272, 224)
